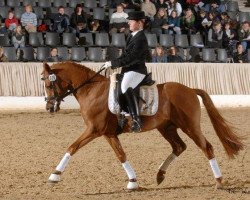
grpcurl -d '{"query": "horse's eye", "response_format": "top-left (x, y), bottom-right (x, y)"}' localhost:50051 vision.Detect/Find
top-left (41, 77), bottom-right (46, 81)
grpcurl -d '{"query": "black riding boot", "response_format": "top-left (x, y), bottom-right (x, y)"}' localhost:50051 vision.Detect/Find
top-left (124, 87), bottom-right (142, 133)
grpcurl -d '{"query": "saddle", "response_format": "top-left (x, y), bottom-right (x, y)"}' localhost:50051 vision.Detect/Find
top-left (108, 72), bottom-right (159, 116)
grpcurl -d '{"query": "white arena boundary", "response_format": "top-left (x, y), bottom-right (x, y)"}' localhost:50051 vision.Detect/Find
top-left (0, 95), bottom-right (249, 111)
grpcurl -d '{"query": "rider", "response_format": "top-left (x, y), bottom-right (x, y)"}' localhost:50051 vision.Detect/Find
top-left (103, 11), bottom-right (149, 132)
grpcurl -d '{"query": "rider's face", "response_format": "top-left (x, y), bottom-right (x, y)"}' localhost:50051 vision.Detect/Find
top-left (128, 20), bottom-right (140, 32)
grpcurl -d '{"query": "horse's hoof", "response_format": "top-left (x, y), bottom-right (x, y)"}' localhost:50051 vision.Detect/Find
top-left (157, 170), bottom-right (165, 185)
top-left (48, 173), bottom-right (60, 183)
top-left (215, 182), bottom-right (223, 190)
top-left (127, 181), bottom-right (139, 190)
top-left (215, 177), bottom-right (223, 190)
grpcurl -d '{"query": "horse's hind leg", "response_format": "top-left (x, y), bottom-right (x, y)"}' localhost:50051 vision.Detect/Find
top-left (104, 135), bottom-right (139, 190)
top-left (187, 126), bottom-right (223, 189)
top-left (48, 129), bottom-right (98, 183)
top-left (156, 124), bottom-right (187, 185)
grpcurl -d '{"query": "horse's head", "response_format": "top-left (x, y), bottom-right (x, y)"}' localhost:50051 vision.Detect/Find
top-left (41, 63), bottom-right (72, 113)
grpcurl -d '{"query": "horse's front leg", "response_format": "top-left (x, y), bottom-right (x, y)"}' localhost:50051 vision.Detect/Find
top-left (104, 135), bottom-right (139, 190)
top-left (48, 129), bottom-right (98, 183)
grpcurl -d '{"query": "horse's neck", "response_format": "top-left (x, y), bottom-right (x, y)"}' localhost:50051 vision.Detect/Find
top-left (66, 67), bottom-right (108, 102)
top-left (66, 67), bottom-right (107, 89)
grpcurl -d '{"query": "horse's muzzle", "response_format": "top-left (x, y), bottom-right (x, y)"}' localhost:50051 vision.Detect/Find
top-left (46, 101), bottom-right (60, 113)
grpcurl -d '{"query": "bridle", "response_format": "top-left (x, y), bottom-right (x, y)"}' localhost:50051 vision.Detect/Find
top-left (41, 66), bottom-right (106, 108)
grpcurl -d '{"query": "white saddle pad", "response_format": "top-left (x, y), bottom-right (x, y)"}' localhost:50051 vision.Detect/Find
top-left (108, 73), bottom-right (159, 116)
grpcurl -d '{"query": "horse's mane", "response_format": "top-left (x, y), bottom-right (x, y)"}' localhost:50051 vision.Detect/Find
top-left (50, 62), bottom-right (107, 81)
top-left (51, 62), bottom-right (95, 73)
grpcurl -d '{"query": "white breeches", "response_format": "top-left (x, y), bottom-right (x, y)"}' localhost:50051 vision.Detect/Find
top-left (121, 71), bottom-right (146, 94)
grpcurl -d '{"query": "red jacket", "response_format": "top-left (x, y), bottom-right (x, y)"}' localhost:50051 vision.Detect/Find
top-left (5, 17), bottom-right (18, 28)
top-left (186, 0), bottom-right (200, 4)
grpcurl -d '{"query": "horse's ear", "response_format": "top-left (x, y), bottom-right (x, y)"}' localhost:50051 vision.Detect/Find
top-left (43, 62), bottom-right (52, 73)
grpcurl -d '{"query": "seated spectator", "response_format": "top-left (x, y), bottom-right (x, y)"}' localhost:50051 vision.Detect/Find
top-left (21, 4), bottom-right (37, 33)
top-left (70, 4), bottom-right (89, 37)
top-left (121, 0), bottom-right (136, 9)
top-left (220, 12), bottom-right (231, 27)
top-left (109, 4), bottom-right (129, 35)
top-left (204, 0), bottom-right (226, 14)
top-left (47, 48), bottom-right (63, 62)
top-left (167, 0), bottom-right (182, 17)
top-left (12, 25), bottom-right (26, 50)
top-left (238, 21), bottom-right (250, 52)
top-left (151, 8), bottom-right (168, 36)
top-left (141, 0), bottom-right (157, 21)
top-left (0, 47), bottom-right (8, 62)
top-left (196, 10), bottom-right (210, 33)
top-left (167, 46), bottom-right (184, 62)
top-left (0, 17), bottom-right (8, 34)
top-left (207, 20), bottom-right (223, 48)
top-left (168, 10), bottom-right (181, 35)
top-left (50, 6), bottom-right (70, 33)
top-left (5, 10), bottom-right (18, 32)
top-left (154, 0), bottom-right (168, 11)
top-left (152, 45), bottom-right (168, 62)
top-left (188, 46), bottom-right (202, 62)
top-left (181, 8), bottom-right (196, 35)
top-left (222, 22), bottom-right (237, 57)
top-left (233, 43), bottom-right (248, 63)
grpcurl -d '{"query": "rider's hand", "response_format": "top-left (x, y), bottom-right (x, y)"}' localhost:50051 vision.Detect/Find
top-left (103, 61), bottom-right (112, 69)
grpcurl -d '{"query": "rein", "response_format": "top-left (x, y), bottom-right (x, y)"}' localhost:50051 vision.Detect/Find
top-left (56, 67), bottom-right (106, 101)
top-left (43, 66), bottom-right (106, 103)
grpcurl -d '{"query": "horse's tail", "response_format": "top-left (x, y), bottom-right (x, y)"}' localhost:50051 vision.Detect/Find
top-left (194, 89), bottom-right (245, 159)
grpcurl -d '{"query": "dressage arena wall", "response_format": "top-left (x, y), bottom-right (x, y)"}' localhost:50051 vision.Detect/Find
top-left (0, 62), bottom-right (249, 109)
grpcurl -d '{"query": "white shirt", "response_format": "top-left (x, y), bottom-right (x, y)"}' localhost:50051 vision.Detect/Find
top-left (131, 29), bottom-right (143, 37)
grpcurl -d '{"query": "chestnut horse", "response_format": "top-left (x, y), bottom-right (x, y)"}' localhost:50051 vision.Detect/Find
top-left (42, 62), bottom-right (244, 190)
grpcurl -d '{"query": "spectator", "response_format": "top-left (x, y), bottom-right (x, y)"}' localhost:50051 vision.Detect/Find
top-left (154, 0), bottom-right (168, 11)
top-left (109, 4), bottom-right (129, 35)
top-left (0, 47), bottom-right (8, 62)
top-left (204, 0), bottom-right (225, 14)
top-left (0, 17), bottom-right (8, 34)
top-left (21, 4), bottom-right (37, 33)
top-left (47, 48), bottom-right (63, 62)
top-left (151, 8), bottom-right (168, 36)
top-left (238, 21), bottom-right (250, 52)
top-left (222, 22), bottom-right (237, 57)
top-left (167, 0), bottom-right (182, 17)
top-left (70, 4), bottom-right (89, 37)
top-left (5, 10), bottom-right (18, 32)
top-left (196, 10), bottom-right (210, 36)
top-left (168, 10), bottom-right (181, 34)
top-left (233, 43), bottom-right (248, 63)
top-left (181, 8), bottom-right (196, 35)
top-left (167, 46), bottom-right (184, 62)
top-left (188, 46), bottom-right (202, 62)
top-left (141, 0), bottom-right (157, 21)
top-left (12, 25), bottom-right (26, 50)
top-left (50, 6), bottom-right (70, 33)
top-left (207, 20), bottom-right (223, 48)
top-left (152, 45), bottom-right (168, 62)
top-left (121, 0), bottom-right (136, 9)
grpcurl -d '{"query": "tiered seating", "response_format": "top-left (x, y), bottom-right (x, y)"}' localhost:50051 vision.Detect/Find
top-left (0, 0), bottom-right (249, 62)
